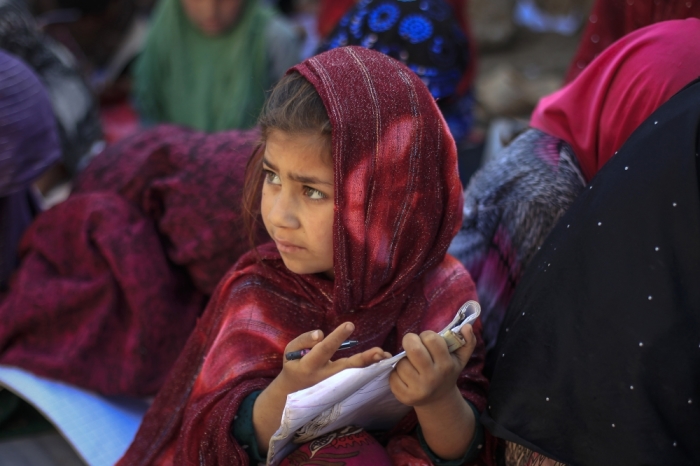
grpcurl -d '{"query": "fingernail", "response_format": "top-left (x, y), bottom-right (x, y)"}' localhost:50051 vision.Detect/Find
top-left (345, 322), bottom-right (354, 332)
top-left (311, 330), bottom-right (320, 340)
top-left (373, 353), bottom-right (382, 361)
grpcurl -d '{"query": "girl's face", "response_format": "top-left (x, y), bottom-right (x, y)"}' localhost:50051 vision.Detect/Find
top-left (180, 0), bottom-right (244, 36)
top-left (261, 130), bottom-right (335, 279)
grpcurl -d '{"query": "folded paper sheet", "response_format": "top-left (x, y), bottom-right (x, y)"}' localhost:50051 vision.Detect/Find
top-left (267, 300), bottom-right (481, 465)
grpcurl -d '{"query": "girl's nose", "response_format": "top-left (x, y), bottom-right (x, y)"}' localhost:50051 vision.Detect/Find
top-left (266, 191), bottom-right (300, 230)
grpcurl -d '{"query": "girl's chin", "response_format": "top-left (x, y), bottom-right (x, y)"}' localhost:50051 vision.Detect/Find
top-left (281, 258), bottom-right (334, 279)
top-left (196, 22), bottom-right (233, 36)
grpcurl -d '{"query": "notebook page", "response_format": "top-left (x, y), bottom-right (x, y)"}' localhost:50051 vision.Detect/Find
top-left (267, 300), bottom-right (480, 465)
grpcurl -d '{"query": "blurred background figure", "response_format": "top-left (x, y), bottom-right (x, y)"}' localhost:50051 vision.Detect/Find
top-left (133, 0), bottom-right (302, 131)
top-left (30, 0), bottom-right (155, 143)
top-left (566, 0), bottom-right (700, 82)
top-left (0, 0), bottom-right (103, 186)
top-left (483, 70), bottom-right (700, 466)
top-left (317, 0), bottom-right (477, 145)
top-left (0, 51), bottom-right (60, 291)
top-left (449, 18), bottom-right (700, 372)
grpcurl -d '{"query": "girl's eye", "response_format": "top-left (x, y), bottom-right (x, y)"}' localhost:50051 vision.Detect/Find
top-left (304, 187), bottom-right (326, 200)
top-left (263, 169), bottom-right (280, 185)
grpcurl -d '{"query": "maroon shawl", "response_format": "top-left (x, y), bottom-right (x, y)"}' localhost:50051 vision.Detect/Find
top-left (119, 47), bottom-right (488, 465)
top-left (0, 125), bottom-right (260, 396)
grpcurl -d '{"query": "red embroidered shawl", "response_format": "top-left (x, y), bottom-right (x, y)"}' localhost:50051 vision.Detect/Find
top-left (119, 47), bottom-right (487, 465)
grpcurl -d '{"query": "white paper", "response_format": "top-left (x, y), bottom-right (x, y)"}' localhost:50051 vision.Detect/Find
top-left (0, 365), bottom-right (149, 466)
top-left (267, 300), bottom-right (480, 465)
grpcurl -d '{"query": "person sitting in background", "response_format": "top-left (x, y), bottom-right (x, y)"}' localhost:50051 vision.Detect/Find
top-left (0, 0), bottom-right (103, 179)
top-left (316, 0), bottom-right (477, 144)
top-left (483, 70), bottom-right (700, 466)
top-left (448, 18), bottom-right (700, 372)
top-left (0, 51), bottom-right (60, 291)
top-left (133, 0), bottom-right (302, 132)
top-left (566, 0), bottom-right (700, 82)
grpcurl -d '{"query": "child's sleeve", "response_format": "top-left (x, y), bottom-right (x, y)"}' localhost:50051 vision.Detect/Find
top-left (231, 390), bottom-right (266, 464)
top-left (416, 400), bottom-right (485, 466)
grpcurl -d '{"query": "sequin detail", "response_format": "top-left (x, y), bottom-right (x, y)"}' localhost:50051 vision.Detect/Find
top-left (369, 4), bottom-right (400, 32)
top-left (399, 14), bottom-right (433, 43)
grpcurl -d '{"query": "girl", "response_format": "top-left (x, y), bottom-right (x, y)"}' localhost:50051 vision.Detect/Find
top-left (119, 46), bottom-right (488, 465)
top-left (134, 0), bottom-right (301, 132)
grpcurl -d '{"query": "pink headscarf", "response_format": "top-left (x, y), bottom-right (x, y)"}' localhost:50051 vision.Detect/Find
top-left (531, 18), bottom-right (700, 182)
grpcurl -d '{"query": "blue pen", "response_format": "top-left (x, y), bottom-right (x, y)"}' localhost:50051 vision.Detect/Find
top-left (285, 340), bottom-right (359, 361)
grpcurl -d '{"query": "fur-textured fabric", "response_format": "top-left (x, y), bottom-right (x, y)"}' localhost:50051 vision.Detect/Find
top-left (448, 129), bottom-right (586, 356)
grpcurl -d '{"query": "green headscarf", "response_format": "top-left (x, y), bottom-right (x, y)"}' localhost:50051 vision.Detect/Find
top-left (134, 0), bottom-right (274, 131)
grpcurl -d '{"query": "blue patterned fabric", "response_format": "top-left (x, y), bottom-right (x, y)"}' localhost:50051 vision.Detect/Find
top-left (318, 0), bottom-right (473, 140)
top-left (398, 14), bottom-right (433, 43)
top-left (369, 3), bottom-right (400, 32)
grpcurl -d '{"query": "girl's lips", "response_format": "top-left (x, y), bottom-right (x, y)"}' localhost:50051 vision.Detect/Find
top-left (199, 22), bottom-right (223, 34)
top-left (274, 239), bottom-right (305, 254)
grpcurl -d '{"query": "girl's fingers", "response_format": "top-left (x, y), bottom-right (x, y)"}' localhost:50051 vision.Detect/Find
top-left (452, 324), bottom-right (477, 367)
top-left (302, 322), bottom-right (355, 367)
top-left (419, 330), bottom-right (451, 362)
top-left (402, 332), bottom-right (434, 373)
top-left (284, 329), bottom-right (324, 355)
top-left (393, 356), bottom-right (421, 385)
top-left (336, 347), bottom-right (388, 372)
top-left (389, 368), bottom-right (409, 398)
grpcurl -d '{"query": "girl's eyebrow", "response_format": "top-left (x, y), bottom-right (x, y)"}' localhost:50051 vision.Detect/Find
top-left (262, 156), bottom-right (333, 186)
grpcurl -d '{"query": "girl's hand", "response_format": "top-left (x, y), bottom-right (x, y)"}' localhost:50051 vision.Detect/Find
top-left (389, 324), bottom-right (476, 407)
top-left (277, 322), bottom-right (390, 394)
top-left (253, 322), bottom-right (390, 452)
top-left (389, 325), bottom-right (478, 460)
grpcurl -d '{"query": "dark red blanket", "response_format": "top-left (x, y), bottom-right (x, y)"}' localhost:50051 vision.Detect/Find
top-left (0, 125), bottom-right (261, 396)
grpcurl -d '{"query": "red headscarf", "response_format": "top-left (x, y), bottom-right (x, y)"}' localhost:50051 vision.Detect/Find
top-left (118, 47), bottom-right (487, 465)
top-left (565, 0), bottom-right (700, 83)
top-left (530, 18), bottom-right (700, 182)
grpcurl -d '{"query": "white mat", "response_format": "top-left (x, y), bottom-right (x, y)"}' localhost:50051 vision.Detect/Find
top-left (0, 366), bottom-right (149, 466)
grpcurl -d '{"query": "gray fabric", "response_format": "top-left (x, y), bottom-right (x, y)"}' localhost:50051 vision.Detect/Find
top-left (264, 12), bottom-right (302, 88)
top-left (448, 129), bottom-right (586, 355)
